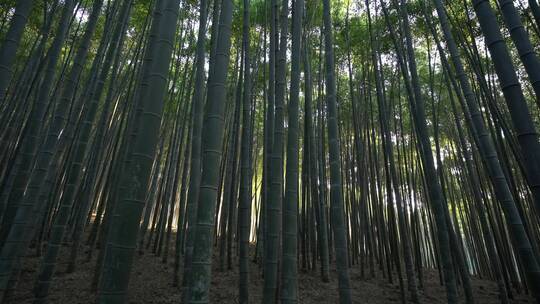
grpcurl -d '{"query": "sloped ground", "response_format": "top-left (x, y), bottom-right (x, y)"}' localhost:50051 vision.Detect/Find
top-left (9, 244), bottom-right (534, 303)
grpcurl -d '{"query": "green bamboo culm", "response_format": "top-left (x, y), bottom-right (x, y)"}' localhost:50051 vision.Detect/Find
top-left (529, 0), bottom-right (540, 32)
top-left (367, 0), bottom-right (418, 300)
top-left (425, 2), bottom-right (514, 302)
top-left (470, 0), bottom-right (540, 300)
top-left (66, 0), bottom-right (131, 274)
top-left (495, 0), bottom-right (540, 101)
top-left (33, 0), bottom-right (126, 301)
top-left (321, 0), bottom-right (352, 303)
top-left (495, 0), bottom-right (540, 211)
top-left (186, 0), bottom-right (234, 302)
top-left (380, 0), bottom-right (458, 302)
top-left (0, 0), bottom-right (34, 103)
top-left (303, 34), bottom-right (330, 283)
top-left (280, 0), bottom-right (303, 302)
top-left (238, 0), bottom-right (252, 302)
top-left (0, 0), bottom-right (77, 301)
top-left (401, 0), bottom-right (459, 301)
top-left (261, 0), bottom-right (278, 271)
top-left (263, 0), bottom-right (288, 301)
top-left (81, 0), bottom-right (138, 291)
top-left (179, 0), bottom-right (208, 298)
top-left (0, 0), bottom-right (76, 249)
top-left (97, 0), bottom-right (181, 302)
top-left (2, 0), bottom-right (540, 303)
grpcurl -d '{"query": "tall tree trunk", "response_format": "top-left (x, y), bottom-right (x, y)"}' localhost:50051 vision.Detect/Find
top-left (97, 0), bottom-right (180, 301)
top-left (281, 0), bottom-right (302, 302)
top-left (180, 0), bottom-right (209, 300)
top-left (303, 30), bottom-right (330, 283)
top-left (238, 1), bottom-right (252, 302)
top-left (263, 0), bottom-right (288, 301)
top-left (0, 0), bottom-right (35, 102)
top-left (435, 0), bottom-right (540, 301)
top-left (367, 0), bottom-right (418, 300)
top-left (322, 0), bottom-right (352, 302)
top-left (186, 0), bottom-right (234, 301)
top-left (386, 0), bottom-right (459, 302)
top-left (0, 0), bottom-right (77, 300)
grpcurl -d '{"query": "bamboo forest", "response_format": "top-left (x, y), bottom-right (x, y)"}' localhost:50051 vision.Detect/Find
top-left (2, 0), bottom-right (540, 303)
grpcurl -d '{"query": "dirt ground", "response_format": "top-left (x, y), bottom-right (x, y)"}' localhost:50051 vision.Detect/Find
top-left (9, 244), bottom-right (535, 304)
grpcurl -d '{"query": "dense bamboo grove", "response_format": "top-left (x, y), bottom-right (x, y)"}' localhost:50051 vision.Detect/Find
top-left (0, 0), bottom-right (540, 303)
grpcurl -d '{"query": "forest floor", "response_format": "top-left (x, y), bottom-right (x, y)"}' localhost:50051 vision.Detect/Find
top-left (9, 242), bottom-right (535, 304)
